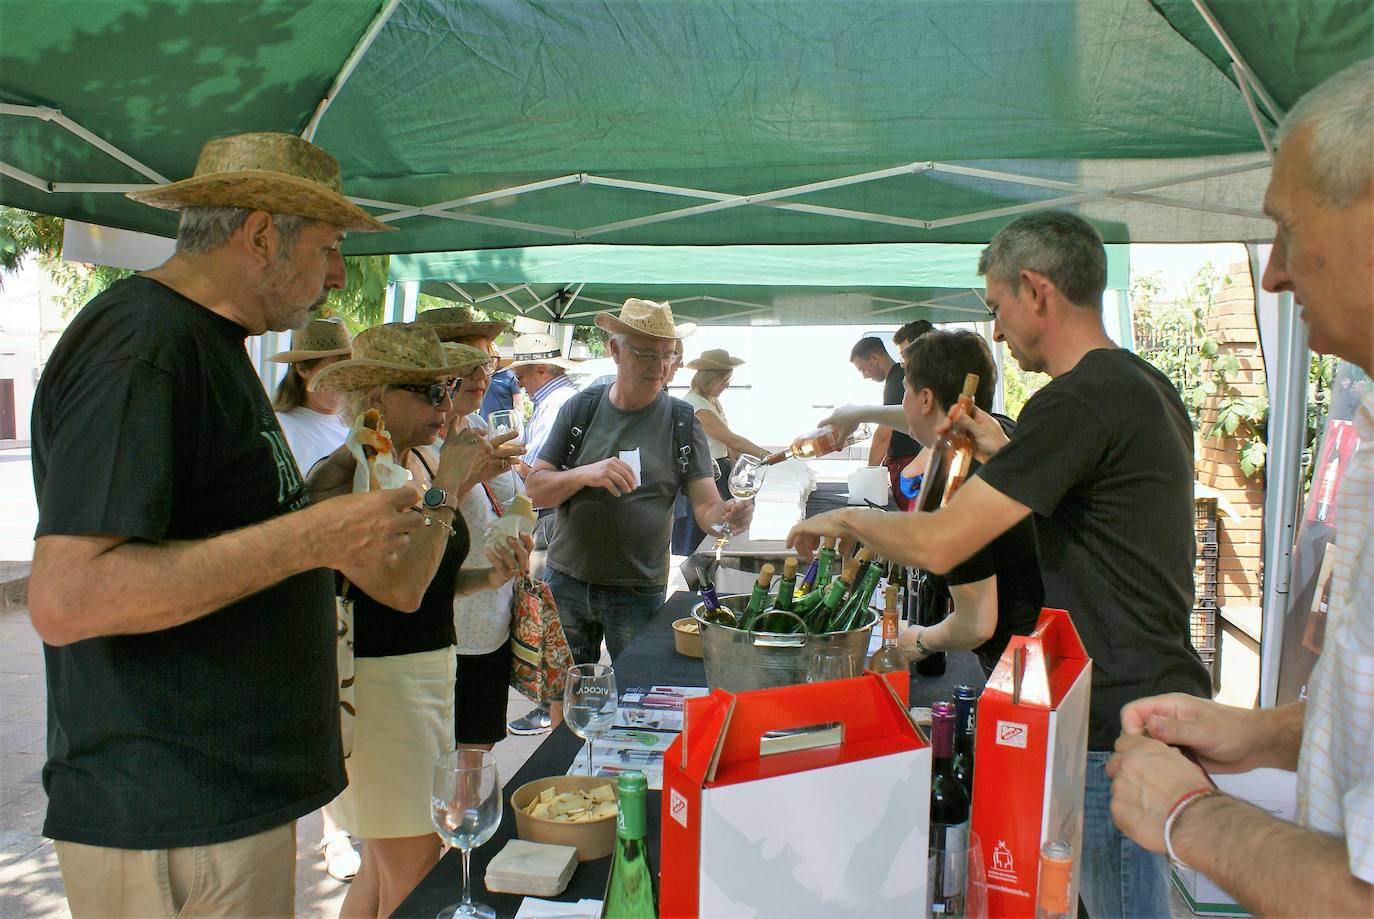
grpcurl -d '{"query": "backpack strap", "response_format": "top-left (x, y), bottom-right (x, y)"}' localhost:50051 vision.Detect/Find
top-left (559, 384), bottom-right (607, 470)
top-left (669, 396), bottom-right (695, 485)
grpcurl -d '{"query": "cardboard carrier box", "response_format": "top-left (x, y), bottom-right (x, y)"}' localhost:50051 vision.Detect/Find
top-left (661, 672), bottom-right (931, 918)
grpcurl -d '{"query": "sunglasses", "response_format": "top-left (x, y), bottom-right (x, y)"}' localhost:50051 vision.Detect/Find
top-left (457, 357), bottom-right (499, 380)
top-left (393, 382), bottom-right (453, 407)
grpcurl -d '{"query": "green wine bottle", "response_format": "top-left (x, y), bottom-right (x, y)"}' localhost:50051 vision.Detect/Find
top-left (814, 537), bottom-right (838, 585)
top-left (738, 563), bottom-right (776, 630)
top-left (806, 556), bottom-right (861, 633)
top-left (831, 551), bottom-right (885, 632)
top-left (755, 557), bottom-right (799, 631)
top-left (601, 771), bottom-right (656, 919)
top-left (774, 557), bottom-right (798, 611)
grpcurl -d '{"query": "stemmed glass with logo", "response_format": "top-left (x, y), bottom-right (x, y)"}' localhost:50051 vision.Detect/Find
top-left (564, 663), bottom-right (618, 776)
top-left (707, 454), bottom-right (768, 558)
top-left (431, 749), bottom-right (502, 919)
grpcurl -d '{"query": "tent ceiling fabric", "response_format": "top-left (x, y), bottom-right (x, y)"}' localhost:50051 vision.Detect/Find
top-left (2, 1), bottom-right (1369, 252)
top-left (392, 243), bottom-right (1131, 327)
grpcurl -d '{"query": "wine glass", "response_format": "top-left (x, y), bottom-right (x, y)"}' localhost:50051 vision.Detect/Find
top-left (807, 646), bottom-right (860, 682)
top-left (564, 663), bottom-right (618, 776)
top-left (928, 830), bottom-right (988, 919)
top-left (486, 410), bottom-right (522, 439)
top-left (708, 454), bottom-right (768, 555)
top-left (431, 749), bottom-right (503, 919)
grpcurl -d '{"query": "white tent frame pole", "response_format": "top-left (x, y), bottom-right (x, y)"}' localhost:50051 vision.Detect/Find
top-left (0, 160), bottom-right (48, 192)
top-left (1191, 0), bottom-right (1285, 123)
top-left (444, 282), bottom-right (476, 303)
top-left (0, 104), bottom-right (168, 183)
top-left (376, 175), bottom-right (584, 223)
top-left (1255, 252), bottom-right (1306, 709)
top-left (1231, 64), bottom-right (1275, 160)
top-left (488, 282), bottom-right (526, 315)
top-left (301, 0), bottom-right (403, 142)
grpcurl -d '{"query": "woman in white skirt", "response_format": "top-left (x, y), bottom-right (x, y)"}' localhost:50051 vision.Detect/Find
top-left (307, 324), bottom-right (530, 919)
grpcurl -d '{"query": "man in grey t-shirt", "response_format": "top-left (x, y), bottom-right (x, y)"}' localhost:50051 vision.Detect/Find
top-left (527, 300), bottom-right (753, 662)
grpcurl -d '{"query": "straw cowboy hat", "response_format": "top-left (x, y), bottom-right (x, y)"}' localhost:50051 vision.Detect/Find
top-left (126, 132), bottom-right (393, 233)
top-left (594, 298), bottom-right (697, 341)
top-left (502, 332), bottom-right (584, 371)
top-left (269, 317), bottom-right (353, 363)
top-left (309, 323), bottom-right (487, 393)
top-left (685, 348), bottom-right (746, 371)
top-left (414, 306), bottom-right (510, 344)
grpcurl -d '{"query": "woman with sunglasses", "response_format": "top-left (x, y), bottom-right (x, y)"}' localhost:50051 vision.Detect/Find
top-left (306, 323), bottom-right (529, 919)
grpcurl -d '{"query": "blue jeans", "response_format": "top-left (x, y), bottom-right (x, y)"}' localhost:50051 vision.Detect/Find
top-left (1081, 751), bottom-right (1171, 918)
top-left (547, 568), bottom-right (666, 664)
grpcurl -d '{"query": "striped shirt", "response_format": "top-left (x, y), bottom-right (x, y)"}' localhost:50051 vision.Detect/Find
top-left (1296, 386), bottom-right (1374, 884)
top-left (525, 374), bottom-right (579, 471)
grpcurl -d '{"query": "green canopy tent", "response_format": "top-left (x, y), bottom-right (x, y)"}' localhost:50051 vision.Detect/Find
top-left (389, 243), bottom-right (1131, 327)
top-left (3, 1), bottom-right (1369, 252)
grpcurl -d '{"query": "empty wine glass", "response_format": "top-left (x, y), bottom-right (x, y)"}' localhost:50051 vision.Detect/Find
top-left (708, 454), bottom-right (768, 556)
top-left (431, 749), bottom-right (502, 919)
top-left (564, 663), bottom-right (618, 776)
top-left (807, 647), bottom-right (861, 682)
top-left (486, 410), bottom-right (521, 439)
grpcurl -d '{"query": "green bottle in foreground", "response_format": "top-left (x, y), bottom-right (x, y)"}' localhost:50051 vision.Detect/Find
top-left (739, 563), bottom-right (776, 630)
top-left (601, 771), bottom-right (657, 919)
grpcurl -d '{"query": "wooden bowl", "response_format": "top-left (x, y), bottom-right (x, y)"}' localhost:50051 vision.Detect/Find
top-left (673, 617), bottom-right (703, 657)
top-left (510, 775), bottom-right (618, 861)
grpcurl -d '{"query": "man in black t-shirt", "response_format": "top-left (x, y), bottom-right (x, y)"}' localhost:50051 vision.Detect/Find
top-left (28, 133), bottom-right (423, 916)
top-left (794, 211), bottom-right (1209, 919)
top-left (850, 336), bottom-right (923, 510)
top-left (892, 329), bottom-right (1043, 675)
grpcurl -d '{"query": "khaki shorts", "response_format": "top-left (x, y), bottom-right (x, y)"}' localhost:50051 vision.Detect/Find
top-left (53, 821), bottom-right (295, 918)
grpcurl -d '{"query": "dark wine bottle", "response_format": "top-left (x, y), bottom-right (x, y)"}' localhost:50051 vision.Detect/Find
top-left (952, 684), bottom-right (977, 801)
top-left (601, 771), bottom-right (656, 919)
top-left (929, 701), bottom-right (971, 916)
top-left (913, 569), bottom-right (948, 677)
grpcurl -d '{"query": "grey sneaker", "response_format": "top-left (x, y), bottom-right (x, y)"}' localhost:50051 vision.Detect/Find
top-left (508, 706), bottom-right (552, 735)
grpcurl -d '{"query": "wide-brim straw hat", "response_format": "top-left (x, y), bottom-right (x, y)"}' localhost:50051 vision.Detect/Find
top-left (594, 298), bottom-right (697, 341)
top-left (309, 324), bottom-right (486, 393)
top-left (414, 306), bottom-right (510, 344)
top-left (126, 132), bottom-right (393, 233)
top-left (503, 332), bottom-right (583, 371)
top-left (685, 348), bottom-right (745, 371)
top-left (270, 317), bottom-right (353, 362)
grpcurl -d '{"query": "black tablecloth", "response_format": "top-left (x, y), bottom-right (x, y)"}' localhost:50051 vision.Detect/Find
top-left (394, 591), bottom-right (983, 918)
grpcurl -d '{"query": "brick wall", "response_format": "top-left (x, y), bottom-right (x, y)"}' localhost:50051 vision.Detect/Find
top-left (1194, 262), bottom-right (1266, 607)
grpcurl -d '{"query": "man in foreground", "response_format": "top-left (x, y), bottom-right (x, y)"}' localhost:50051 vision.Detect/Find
top-left (28, 132), bottom-right (419, 917)
top-left (1107, 59), bottom-right (1374, 916)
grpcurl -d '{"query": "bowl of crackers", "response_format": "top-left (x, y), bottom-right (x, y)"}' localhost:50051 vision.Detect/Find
top-left (672, 617), bottom-right (703, 658)
top-left (510, 775), bottom-right (619, 861)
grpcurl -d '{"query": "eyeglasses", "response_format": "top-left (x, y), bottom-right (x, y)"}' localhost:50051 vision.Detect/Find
top-left (393, 382), bottom-right (453, 407)
top-left (457, 357), bottom-right (499, 380)
top-left (622, 342), bottom-right (677, 364)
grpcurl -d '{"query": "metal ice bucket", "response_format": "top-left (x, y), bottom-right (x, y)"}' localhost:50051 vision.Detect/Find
top-left (690, 594), bottom-right (878, 693)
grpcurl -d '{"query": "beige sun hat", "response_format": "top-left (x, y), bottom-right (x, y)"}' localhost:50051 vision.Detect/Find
top-left (685, 348), bottom-right (745, 371)
top-left (309, 324), bottom-right (485, 393)
top-left (594, 298), bottom-right (697, 341)
top-left (503, 332), bottom-right (583, 371)
top-left (414, 306), bottom-right (510, 344)
top-left (269, 317), bottom-right (353, 362)
top-left (126, 132), bottom-right (392, 233)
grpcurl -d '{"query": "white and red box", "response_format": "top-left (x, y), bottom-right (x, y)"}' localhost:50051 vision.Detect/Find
top-left (971, 608), bottom-right (1092, 918)
top-left (661, 672), bottom-right (931, 919)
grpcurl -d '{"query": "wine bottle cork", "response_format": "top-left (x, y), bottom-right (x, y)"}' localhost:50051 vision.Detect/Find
top-left (961, 373), bottom-right (980, 400)
top-left (856, 546), bottom-right (874, 562)
top-left (884, 584), bottom-right (899, 611)
top-left (756, 563), bottom-right (776, 588)
top-left (839, 556), bottom-right (861, 584)
top-left (782, 556), bottom-right (797, 578)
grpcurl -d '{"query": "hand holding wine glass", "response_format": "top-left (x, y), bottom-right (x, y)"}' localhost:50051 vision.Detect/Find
top-left (431, 749), bottom-right (502, 919)
top-left (708, 454), bottom-right (768, 552)
top-left (564, 663), bottom-right (618, 776)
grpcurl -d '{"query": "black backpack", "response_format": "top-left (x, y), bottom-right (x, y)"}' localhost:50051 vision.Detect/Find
top-left (557, 384), bottom-right (696, 487)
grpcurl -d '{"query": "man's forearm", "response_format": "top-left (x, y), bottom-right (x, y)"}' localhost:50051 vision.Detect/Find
top-left (30, 508), bottom-right (330, 646)
top-left (827, 507), bottom-right (951, 572)
top-left (524, 466), bottom-right (586, 509)
top-left (1256, 702), bottom-right (1306, 771)
top-left (1174, 793), bottom-right (1373, 916)
top-left (868, 427), bottom-right (892, 466)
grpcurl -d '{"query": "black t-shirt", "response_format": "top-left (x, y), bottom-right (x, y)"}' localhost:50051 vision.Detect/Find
top-left (883, 363), bottom-right (922, 460)
top-left (927, 415), bottom-right (1044, 675)
top-left (978, 349), bottom-right (1211, 750)
top-left (31, 276), bottom-right (344, 849)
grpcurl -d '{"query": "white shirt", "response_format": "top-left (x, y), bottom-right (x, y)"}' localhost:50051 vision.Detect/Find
top-left (1296, 386), bottom-right (1374, 884)
top-left (447, 415), bottom-right (525, 655)
top-left (275, 407), bottom-right (349, 475)
top-left (682, 390), bottom-right (729, 460)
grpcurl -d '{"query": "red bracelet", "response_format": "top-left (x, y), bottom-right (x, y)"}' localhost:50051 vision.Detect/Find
top-left (1163, 786), bottom-right (1219, 869)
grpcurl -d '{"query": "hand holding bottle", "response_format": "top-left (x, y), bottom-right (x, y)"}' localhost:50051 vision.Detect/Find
top-left (785, 508), bottom-right (849, 560)
top-left (935, 400), bottom-right (1009, 462)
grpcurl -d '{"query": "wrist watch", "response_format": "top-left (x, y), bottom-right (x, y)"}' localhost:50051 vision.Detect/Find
top-left (422, 486), bottom-right (458, 512)
top-left (914, 630), bottom-right (933, 657)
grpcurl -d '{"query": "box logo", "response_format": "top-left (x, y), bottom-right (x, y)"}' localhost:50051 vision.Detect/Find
top-left (995, 720), bottom-right (1028, 749)
top-left (669, 788), bottom-right (689, 828)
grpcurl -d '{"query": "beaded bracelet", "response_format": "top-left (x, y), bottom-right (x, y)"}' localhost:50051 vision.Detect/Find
top-left (1163, 787), bottom-right (1219, 870)
top-left (423, 513), bottom-right (456, 537)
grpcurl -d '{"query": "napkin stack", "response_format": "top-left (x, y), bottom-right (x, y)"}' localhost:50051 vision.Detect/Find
top-left (747, 458), bottom-right (816, 541)
top-left (485, 839), bottom-right (579, 897)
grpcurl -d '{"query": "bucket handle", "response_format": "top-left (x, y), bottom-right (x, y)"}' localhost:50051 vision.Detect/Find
top-left (747, 610), bottom-right (808, 647)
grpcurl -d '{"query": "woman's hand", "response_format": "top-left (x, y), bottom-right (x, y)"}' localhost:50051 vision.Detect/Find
top-left (305, 444), bottom-right (357, 502)
top-left (478, 532), bottom-right (533, 591)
